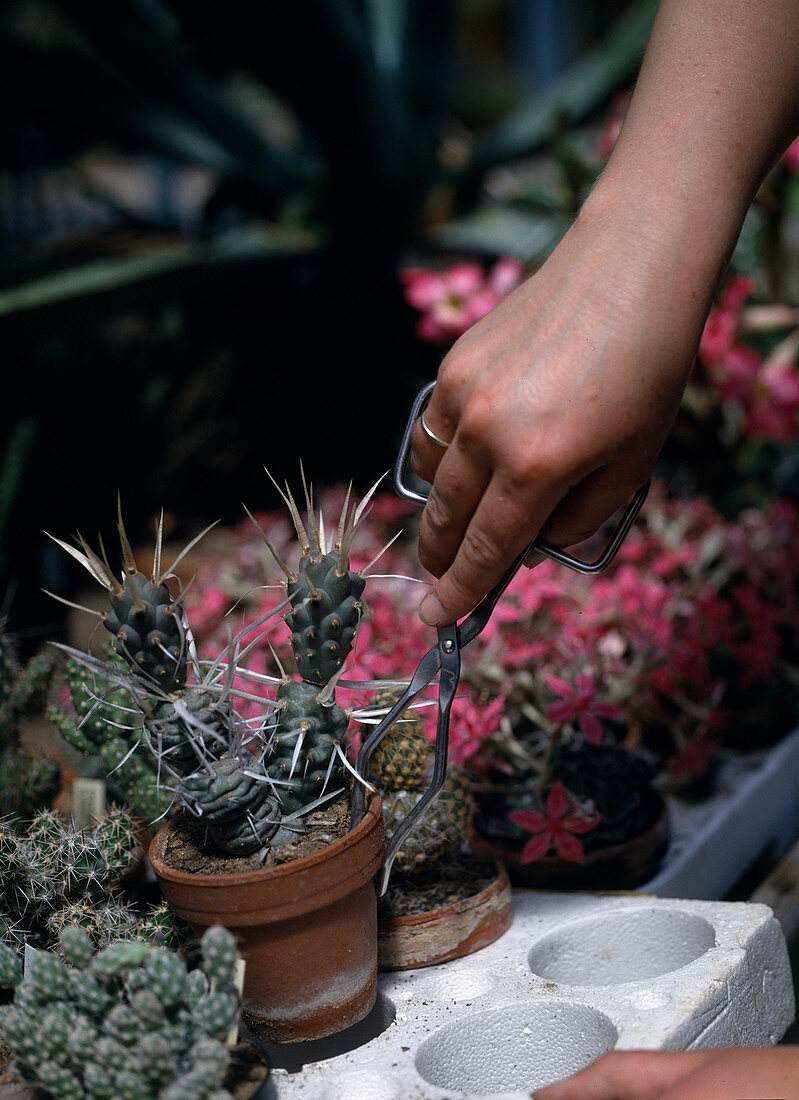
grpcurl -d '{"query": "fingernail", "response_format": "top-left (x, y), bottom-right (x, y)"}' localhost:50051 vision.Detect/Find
top-left (419, 592), bottom-right (444, 626)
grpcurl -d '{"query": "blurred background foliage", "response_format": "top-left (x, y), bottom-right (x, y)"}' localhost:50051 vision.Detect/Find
top-left (0, 0), bottom-right (664, 641)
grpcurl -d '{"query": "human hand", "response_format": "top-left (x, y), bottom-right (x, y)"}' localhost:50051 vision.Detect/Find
top-left (531, 1046), bottom-right (799, 1099)
top-left (409, 0), bottom-right (799, 629)
top-left (411, 193), bottom-right (707, 627)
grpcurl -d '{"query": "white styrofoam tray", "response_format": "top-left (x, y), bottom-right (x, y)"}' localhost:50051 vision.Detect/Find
top-left (265, 891), bottom-right (794, 1099)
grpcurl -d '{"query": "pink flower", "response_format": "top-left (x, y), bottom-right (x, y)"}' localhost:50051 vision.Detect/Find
top-left (509, 782), bottom-right (600, 864)
top-left (699, 276), bottom-right (755, 365)
top-left (712, 343), bottom-right (799, 440)
top-left (543, 671), bottom-right (623, 744)
top-left (448, 693), bottom-right (505, 767)
top-left (783, 135), bottom-right (799, 173)
top-left (188, 586), bottom-right (230, 637)
top-left (400, 258), bottom-right (523, 344)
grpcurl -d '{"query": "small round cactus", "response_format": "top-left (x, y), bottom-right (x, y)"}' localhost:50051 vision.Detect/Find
top-left (368, 694), bottom-right (430, 790)
top-left (379, 765), bottom-right (475, 873)
top-left (0, 924), bottom-right (241, 1099)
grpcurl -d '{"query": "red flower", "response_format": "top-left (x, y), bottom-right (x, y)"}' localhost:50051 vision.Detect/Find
top-left (399, 258), bottom-right (523, 344)
top-left (699, 276), bottom-right (755, 365)
top-left (448, 693), bottom-right (505, 767)
top-left (509, 782), bottom-right (600, 864)
top-left (543, 671), bottom-right (623, 744)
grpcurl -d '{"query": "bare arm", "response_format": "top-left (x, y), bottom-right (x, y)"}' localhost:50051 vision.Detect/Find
top-left (413, 0), bottom-right (799, 627)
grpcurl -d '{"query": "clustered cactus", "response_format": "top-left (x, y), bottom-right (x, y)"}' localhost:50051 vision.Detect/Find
top-left (369, 692), bottom-right (475, 874)
top-left (0, 805), bottom-right (183, 955)
top-left (47, 645), bottom-right (173, 826)
top-left (0, 923), bottom-right (242, 1099)
top-left (0, 633), bottom-right (60, 822)
top-left (52, 478), bottom-right (381, 858)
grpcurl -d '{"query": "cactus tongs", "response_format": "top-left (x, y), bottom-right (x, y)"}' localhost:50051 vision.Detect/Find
top-left (352, 381), bottom-right (649, 896)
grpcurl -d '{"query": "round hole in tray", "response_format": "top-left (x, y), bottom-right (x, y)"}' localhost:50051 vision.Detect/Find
top-left (415, 1001), bottom-right (617, 1094)
top-left (259, 993), bottom-right (396, 1073)
top-left (527, 908), bottom-right (715, 986)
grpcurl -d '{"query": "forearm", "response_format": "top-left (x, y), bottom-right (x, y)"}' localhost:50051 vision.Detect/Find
top-left (411, 0), bottom-right (799, 626)
top-left (586, 0), bottom-right (799, 306)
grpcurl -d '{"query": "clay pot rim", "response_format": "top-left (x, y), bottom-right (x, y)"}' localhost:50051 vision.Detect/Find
top-left (378, 860), bottom-right (510, 931)
top-left (149, 788), bottom-right (383, 889)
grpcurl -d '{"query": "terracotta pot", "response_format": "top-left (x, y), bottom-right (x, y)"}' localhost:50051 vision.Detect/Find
top-left (469, 798), bottom-right (670, 892)
top-left (149, 791), bottom-right (384, 1043)
top-left (378, 861), bottom-right (512, 971)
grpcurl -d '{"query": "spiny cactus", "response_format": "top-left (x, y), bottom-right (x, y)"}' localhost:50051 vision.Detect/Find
top-left (0, 632), bottom-right (60, 822)
top-left (0, 806), bottom-right (187, 956)
top-left (50, 476), bottom-right (384, 859)
top-left (265, 679), bottom-right (350, 814)
top-left (380, 765), bottom-right (474, 873)
top-left (0, 924), bottom-right (242, 1099)
top-left (47, 645), bottom-right (172, 825)
top-left (368, 691), bottom-right (430, 791)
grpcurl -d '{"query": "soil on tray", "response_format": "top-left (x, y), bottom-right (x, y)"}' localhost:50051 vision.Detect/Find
top-left (159, 792), bottom-right (352, 874)
top-left (378, 851), bottom-right (499, 918)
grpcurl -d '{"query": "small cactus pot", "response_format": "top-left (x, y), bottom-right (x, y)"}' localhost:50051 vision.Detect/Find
top-left (149, 790), bottom-right (385, 1043)
top-left (377, 860), bottom-right (512, 972)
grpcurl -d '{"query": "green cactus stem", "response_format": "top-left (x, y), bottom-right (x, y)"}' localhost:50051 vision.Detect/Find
top-left (0, 924), bottom-right (242, 1099)
top-left (47, 647), bottom-right (172, 826)
top-left (0, 633), bottom-right (60, 822)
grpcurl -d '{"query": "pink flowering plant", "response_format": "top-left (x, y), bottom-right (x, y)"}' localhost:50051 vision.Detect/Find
top-left (669, 274), bottom-right (799, 512)
top-left (180, 477), bottom-right (799, 872)
top-left (508, 782), bottom-right (600, 866)
top-left (400, 257), bottom-right (524, 344)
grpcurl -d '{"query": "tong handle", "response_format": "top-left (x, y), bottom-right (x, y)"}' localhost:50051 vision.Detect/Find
top-left (374, 623), bottom-right (459, 897)
top-left (395, 380), bottom-right (649, 576)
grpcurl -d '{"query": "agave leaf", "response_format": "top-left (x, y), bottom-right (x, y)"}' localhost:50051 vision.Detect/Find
top-left (0, 225), bottom-right (320, 323)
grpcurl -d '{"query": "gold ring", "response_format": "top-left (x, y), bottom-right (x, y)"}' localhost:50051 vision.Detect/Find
top-left (419, 401), bottom-right (451, 449)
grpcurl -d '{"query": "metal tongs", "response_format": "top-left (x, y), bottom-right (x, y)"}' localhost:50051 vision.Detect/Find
top-left (352, 381), bottom-right (649, 896)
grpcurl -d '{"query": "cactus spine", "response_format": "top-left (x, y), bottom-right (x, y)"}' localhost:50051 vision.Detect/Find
top-left (0, 924), bottom-right (241, 1099)
top-left (0, 806), bottom-right (186, 956)
top-left (47, 645), bottom-right (173, 825)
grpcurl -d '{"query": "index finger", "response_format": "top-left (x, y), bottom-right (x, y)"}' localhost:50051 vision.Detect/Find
top-left (418, 470), bottom-right (567, 627)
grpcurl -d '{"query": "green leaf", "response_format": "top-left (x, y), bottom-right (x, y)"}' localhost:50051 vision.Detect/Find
top-left (431, 203), bottom-right (573, 264)
top-left (465, 0), bottom-right (659, 176)
top-left (0, 225), bottom-right (321, 323)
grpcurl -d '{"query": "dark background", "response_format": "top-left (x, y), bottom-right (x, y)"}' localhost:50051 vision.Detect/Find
top-left (0, 0), bottom-right (643, 646)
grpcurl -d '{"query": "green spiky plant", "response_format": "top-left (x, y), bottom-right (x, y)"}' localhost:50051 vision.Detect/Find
top-left (49, 475), bottom-right (384, 861)
top-left (0, 805), bottom-right (188, 957)
top-left (47, 644), bottom-right (173, 826)
top-left (0, 923), bottom-right (243, 1099)
top-left (0, 632), bottom-right (60, 823)
top-left (367, 693), bottom-right (475, 876)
